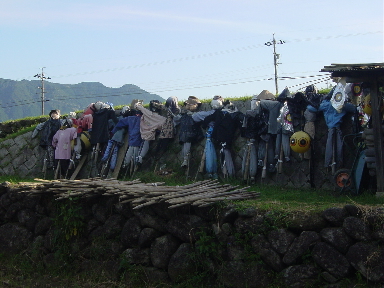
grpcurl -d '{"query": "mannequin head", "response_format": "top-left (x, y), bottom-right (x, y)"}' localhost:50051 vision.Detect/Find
top-left (149, 100), bottom-right (162, 113)
top-left (165, 96), bottom-right (180, 114)
top-left (94, 101), bottom-right (104, 111)
top-left (61, 118), bottom-right (73, 128)
top-left (210, 95), bottom-right (224, 110)
top-left (120, 106), bottom-right (131, 117)
top-left (49, 110), bottom-right (60, 120)
top-left (130, 99), bottom-right (144, 110)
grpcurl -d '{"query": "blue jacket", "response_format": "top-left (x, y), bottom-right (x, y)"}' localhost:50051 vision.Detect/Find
top-left (111, 115), bottom-right (142, 146)
top-left (307, 100), bottom-right (356, 128)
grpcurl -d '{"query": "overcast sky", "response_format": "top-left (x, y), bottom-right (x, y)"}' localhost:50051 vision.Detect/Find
top-left (0, 0), bottom-right (382, 106)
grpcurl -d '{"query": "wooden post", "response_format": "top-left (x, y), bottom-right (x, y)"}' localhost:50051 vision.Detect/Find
top-left (370, 78), bottom-right (384, 194)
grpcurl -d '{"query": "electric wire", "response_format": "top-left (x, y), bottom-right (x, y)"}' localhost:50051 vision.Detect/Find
top-left (0, 74), bottom-right (332, 109)
top-left (0, 30), bottom-right (379, 111)
top-left (51, 30), bottom-right (382, 80)
top-left (1, 30), bottom-right (381, 84)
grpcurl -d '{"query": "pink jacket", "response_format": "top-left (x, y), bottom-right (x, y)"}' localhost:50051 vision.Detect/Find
top-left (136, 105), bottom-right (166, 141)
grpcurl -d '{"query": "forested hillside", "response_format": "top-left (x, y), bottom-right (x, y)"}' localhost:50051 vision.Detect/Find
top-left (0, 78), bottom-right (164, 122)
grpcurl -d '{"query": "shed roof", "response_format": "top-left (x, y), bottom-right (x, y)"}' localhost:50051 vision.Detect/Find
top-left (321, 63), bottom-right (384, 80)
top-left (321, 63), bottom-right (384, 194)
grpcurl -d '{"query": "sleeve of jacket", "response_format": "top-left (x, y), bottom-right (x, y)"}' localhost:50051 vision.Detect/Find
top-left (31, 122), bottom-right (46, 138)
top-left (306, 105), bottom-right (318, 113)
top-left (111, 118), bottom-right (128, 134)
top-left (202, 112), bottom-right (215, 129)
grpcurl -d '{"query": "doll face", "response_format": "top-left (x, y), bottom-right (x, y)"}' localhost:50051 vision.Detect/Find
top-left (50, 112), bottom-right (60, 120)
top-left (211, 99), bottom-right (223, 110)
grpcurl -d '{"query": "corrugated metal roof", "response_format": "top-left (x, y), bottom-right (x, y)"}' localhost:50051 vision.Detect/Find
top-left (321, 63), bottom-right (384, 72)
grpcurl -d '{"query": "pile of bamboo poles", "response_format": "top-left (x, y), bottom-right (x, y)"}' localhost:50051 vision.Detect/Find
top-left (16, 178), bottom-right (260, 209)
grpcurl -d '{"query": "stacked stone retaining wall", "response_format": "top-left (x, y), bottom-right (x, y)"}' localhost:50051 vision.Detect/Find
top-left (0, 182), bottom-right (383, 287)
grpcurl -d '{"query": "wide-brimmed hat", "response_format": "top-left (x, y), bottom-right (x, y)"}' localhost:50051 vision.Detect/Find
top-left (254, 90), bottom-right (275, 100)
top-left (277, 87), bottom-right (291, 102)
top-left (184, 96), bottom-right (201, 106)
top-left (183, 96), bottom-right (201, 111)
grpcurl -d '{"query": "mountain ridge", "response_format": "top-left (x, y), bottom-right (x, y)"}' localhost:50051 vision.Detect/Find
top-left (0, 78), bottom-right (164, 122)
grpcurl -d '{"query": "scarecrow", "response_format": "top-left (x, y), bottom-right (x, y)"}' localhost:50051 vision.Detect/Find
top-left (154, 96), bottom-right (181, 164)
top-left (303, 85), bottom-right (322, 159)
top-left (69, 103), bottom-right (95, 160)
top-left (99, 106), bottom-right (131, 176)
top-left (32, 109), bottom-right (62, 173)
top-left (307, 79), bottom-right (356, 172)
top-left (241, 90), bottom-right (271, 181)
top-left (195, 95), bottom-right (224, 179)
top-left (111, 100), bottom-right (143, 176)
top-left (258, 95), bottom-right (283, 173)
top-left (302, 84), bottom-right (323, 187)
top-left (90, 101), bottom-right (118, 147)
top-left (274, 88), bottom-right (294, 170)
top-left (67, 111), bottom-right (84, 160)
top-left (89, 102), bottom-right (118, 176)
top-left (134, 100), bottom-right (167, 167)
top-left (202, 100), bottom-right (244, 178)
top-left (79, 103), bottom-right (95, 133)
top-left (174, 96), bottom-right (204, 168)
top-left (51, 118), bottom-right (77, 179)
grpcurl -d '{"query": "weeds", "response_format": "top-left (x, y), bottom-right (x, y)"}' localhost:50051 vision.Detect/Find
top-left (53, 195), bottom-right (85, 241)
top-left (194, 230), bottom-right (222, 260)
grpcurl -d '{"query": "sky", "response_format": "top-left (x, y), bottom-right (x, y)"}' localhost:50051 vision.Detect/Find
top-left (0, 0), bottom-right (383, 107)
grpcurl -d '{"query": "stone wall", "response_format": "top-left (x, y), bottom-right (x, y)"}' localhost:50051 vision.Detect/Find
top-left (0, 183), bottom-right (383, 287)
top-left (0, 100), bottom-right (362, 191)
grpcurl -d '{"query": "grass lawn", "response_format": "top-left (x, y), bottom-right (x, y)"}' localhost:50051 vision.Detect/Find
top-left (2, 171), bottom-right (383, 213)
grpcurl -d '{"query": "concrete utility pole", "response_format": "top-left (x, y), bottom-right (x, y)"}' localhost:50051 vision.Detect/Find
top-left (264, 34), bottom-right (285, 95)
top-left (34, 67), bottom-right (51, 115)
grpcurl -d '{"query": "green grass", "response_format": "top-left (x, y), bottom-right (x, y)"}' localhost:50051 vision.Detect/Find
top-left (1, 115), bottom-right (47, 123)
top-left (4, 167), bottom-right (381, 214)
top-left (0, 125), bottom-right (36, 142)
top-left (238, 184), bottom-right (384, 213)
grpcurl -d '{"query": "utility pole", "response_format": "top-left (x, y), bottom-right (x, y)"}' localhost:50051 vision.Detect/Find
top-left (264, 34), bottom-right (285, 95)
top-left (34, 67), bottom-right (51, 115)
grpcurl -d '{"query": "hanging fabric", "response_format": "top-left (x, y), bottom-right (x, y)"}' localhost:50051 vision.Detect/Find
top-left (205, 126), bottom-right (218, 177)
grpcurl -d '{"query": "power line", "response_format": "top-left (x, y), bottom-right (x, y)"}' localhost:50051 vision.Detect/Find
top-left (0, 73), bottom-right (331, 108)
top-left (0, 73), bottom-right (332, 109)
top-left (0, 30), bottom-right (381, 85)
top-left (52, 30), bottom-right (381, 80)
top-left (287, 76), bottom-right (331, 90)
